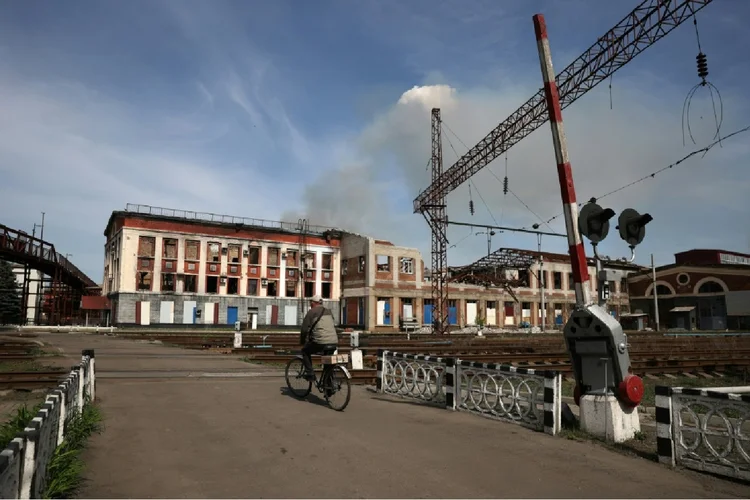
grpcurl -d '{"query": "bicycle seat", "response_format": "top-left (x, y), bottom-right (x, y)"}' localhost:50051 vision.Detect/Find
top-left (321, 345), bottom-right (338, 355)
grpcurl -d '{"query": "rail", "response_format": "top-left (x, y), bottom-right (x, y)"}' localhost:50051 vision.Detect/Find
top-left (656, 384), bottom-right (750, 481)
top-left (0, 350), bottom-right (96, 498)
top-left (377, 350), bottom-right (562, 435)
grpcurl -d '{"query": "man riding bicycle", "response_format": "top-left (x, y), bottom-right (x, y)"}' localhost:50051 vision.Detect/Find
top-left (299, 295), bottom-right (338, 380)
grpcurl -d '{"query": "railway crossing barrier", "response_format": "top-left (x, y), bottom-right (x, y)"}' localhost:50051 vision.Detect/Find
top-left (377, 350), bottom-right (562, 435)
top-left (0, 350), bottom-right (96, 499)
top-left (656, 384), bottom-right (750, 481)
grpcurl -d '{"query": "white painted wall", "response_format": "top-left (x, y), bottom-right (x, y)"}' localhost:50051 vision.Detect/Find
top-left (159, 301), bottom-right (174, 324)
top-left (284, 305), bottom-right (297, 326)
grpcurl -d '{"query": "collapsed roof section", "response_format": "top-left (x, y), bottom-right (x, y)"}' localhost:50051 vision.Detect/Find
top-left (447, 247), bottom-right (537, 290)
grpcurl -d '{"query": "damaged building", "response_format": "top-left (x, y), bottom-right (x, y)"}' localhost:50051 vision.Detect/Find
top-left (103, 205), bottom-right (343, 327)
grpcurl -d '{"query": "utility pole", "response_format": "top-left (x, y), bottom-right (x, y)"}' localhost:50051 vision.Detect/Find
top-left (651, 253), bottom-right (659, 331)
top-left (537, 233), bottom-right (545, 333)
top-left (40, 212), bottom-right (45, 241)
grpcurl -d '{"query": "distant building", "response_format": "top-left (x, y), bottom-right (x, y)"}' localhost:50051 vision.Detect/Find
top-left (627, 249), bottom-right (750, 330)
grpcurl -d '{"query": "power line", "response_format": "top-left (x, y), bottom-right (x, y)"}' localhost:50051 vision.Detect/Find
top-left (524, 124), bottom-right (750, 230)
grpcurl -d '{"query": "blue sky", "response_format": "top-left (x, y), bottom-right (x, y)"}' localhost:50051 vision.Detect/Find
top-left (1, 0), bottom-right (749, 281)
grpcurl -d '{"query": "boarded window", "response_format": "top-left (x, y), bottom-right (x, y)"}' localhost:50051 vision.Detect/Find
top-left (162, 273), bottom-right (175, 292)
top-left (207, 242), bottom-right (221, 262)
top-left (185, 275), bottom-right (197, 293)
top-left (268, 248), bottom-right (279, 266)
top-left (228, 244), bottom-right (241, 263)
top-left (138, 236), bottom-right (155, 257)
top-left (322, 253), bottom-right (333, 270)
top-left (248, 247), bottom-right (260, 265)
top-left (185, 240), bottom-right (200, 260)
top-left (286, 250), bottom-right (298, 267)
top-left (248, 279), bottom-right (259, 296)
top-left (163, 238), bottom-right (178, 259)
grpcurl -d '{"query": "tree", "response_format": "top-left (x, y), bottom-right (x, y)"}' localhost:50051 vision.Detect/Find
top-left (0, 260), bottom-right (22, 325)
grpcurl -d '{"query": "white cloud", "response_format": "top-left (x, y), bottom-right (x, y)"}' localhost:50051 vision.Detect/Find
top-left (285, 77), bottom-right (750, 268)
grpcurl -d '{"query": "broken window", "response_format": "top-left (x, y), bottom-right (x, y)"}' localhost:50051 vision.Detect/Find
top-left (267, 280), bottom-right (278, 297)
top-left (322, 253), bottom-right (332, 270)
top-left (285, 250), bottom-right (298, 267)
top-left (517, 269), bottom-right (529, 286)
top-left (377, 255), bottom-right (390, 272)
top-left (400, 257), bottom-right (414, 274)
top-left (248, 279), bottom-right (259, 296)
top-left (228, 244), bottom-right (241, 263)
top-left (553, 272), bottom-right (562, 290)
top-left (137, 271), bottom-right (152, 291)
top-left (206, 276), bottom-right (219, 294)
top-left (321, 282), bottom-right (331, 299)
top-left (358, 256), bottom-right (365, 273)
top-left (162, 273), bottom-right (175, 292)
top-left (286, 280), bottom-right (296, 297)
top-left (227, 278), bottom-right (239, 295)
top-left (184, 275), bottom-right (197, 293)
top-left (185, 240), bottom-right (200, 261)
top-left (267, 248), bottom-right (279, 266)
top-left (342, 259), bottom-right (348, 276)
top-left (138, 236), bottom-right (155, 257)
top-left (248, 246), bottom-right (260, 265)
top-left (304, 282), bottom-right (314, 297)
top-left (207, 242), bottom-right (220, 262)
top-left (162, 238), bottom-right (178, 259)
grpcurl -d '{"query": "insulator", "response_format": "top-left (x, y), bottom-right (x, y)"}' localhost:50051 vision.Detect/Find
top-left (503, 176), bottom-right (509, 195)
top-left (469, 200), bottom-right (475, 216)
top-left (696, 52), bottom-right (708, 80)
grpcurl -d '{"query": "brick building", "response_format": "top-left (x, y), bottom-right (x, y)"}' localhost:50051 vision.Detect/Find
top-left (339, 234), bottom-right (641, 331)
top-left (627, 249), bottom-right (750, 330)
top-left (103, 205), bottom-right (343, 327)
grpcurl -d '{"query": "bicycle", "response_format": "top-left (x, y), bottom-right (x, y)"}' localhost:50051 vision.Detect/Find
top-left (285, 347), bottom-right (352, 411)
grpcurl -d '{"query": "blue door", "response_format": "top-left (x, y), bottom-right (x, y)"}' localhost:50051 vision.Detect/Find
top-left (448, 306), bottom-right (457, 325)
top-left (227, 306), bottom-right (238, 325)
top-left (424, 304), bottom-right (433, 324)
top-left (383, 301), bottom-right (391, 325)
top-left (193, 308), bottom-right (197, 324)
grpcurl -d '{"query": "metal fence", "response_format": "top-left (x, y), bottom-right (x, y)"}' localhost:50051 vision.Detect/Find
top-left (377, 350), bottom-right (562, 435)
top-left (0, 350), bottom-right (96, 498)
top-left (656, 385), bottom-right (750, 481)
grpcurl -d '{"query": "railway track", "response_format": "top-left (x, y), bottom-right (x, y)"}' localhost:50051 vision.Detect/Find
top-left (0, 370), bottom-right (69, 390)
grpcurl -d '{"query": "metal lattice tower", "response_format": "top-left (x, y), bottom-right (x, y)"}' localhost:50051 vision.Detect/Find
top-left (412, 1), bottom-right (714, 298)
top-left (424, 108), bottom-right (449, 335)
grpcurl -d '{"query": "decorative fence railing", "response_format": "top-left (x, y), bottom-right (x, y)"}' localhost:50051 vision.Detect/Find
top-left (0, 350), bottom-right (96, 499)
top-left (656, 385), bottom-right (750, 481)
top-left (377, 350), bottom-right (562, 435)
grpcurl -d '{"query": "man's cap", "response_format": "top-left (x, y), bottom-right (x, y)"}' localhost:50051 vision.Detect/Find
top-left (311, 295), bottom-right (322, 302)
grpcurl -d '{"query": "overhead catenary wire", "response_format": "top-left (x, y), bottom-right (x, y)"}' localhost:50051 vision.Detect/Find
top-left (524, 124), bottom-right (750, 230)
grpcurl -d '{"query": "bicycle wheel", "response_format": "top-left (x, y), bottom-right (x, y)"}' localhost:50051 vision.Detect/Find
top-left (323, 365), bottom-right (351, 411)
top-left (285, 357), bottom-right (312, 398)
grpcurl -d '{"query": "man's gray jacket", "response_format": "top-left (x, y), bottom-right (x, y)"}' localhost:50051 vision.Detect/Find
top-left (300, 305), bottom-right (338, 345)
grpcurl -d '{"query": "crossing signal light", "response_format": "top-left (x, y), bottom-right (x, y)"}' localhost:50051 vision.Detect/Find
top-left (578, 202), bottom-right (616, 243)
top-left (617, 208), bottom-right (653, 247)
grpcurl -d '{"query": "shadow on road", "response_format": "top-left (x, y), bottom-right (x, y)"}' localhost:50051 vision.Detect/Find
top-left (279, 386), bottom-right (330, 408)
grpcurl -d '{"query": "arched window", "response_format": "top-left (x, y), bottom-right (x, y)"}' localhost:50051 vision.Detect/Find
top-left (655, 284), bottom-right (672, 296)
top-left (698, 281), bottom-right (724, 294)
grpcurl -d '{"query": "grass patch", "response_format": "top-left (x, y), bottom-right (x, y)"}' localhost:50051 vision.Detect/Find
top-left (0, 401), bottom-right (44, 449)
top-left (42, 401), bottom-right (103, 499)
